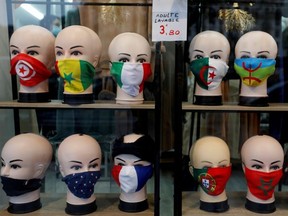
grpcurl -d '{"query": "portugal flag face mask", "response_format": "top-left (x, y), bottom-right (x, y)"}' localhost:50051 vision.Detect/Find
top-left (189, 57), bottom-right (228, 91)
top-left (110, 62), bottom-right (152, 97)
top-left (55, 59), bottom-right (95, 93)
top-left (193, 165), bottom-right (232, 196)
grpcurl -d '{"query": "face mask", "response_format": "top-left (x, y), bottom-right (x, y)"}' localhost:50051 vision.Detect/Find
top-left (189, 57), bottom-right (228, 91)
top-left (110, 62), bottom-right (152, 97)
top-left (193, 165), bottom-right (231, 196)
top-left (1, 176), bottom-right (42, 197)
top-left (234, 58), bottom-right (276, 87)
top-left (10, 53), bottom-right (52, 87)
top-left (244, 166), bottom-right (283, 200)
top-left (55, 59), bottom-right (95, 93)
top-left (62, 171), bottom-right (101, 199)
top-left (111, 164), bottom-right (153, 193)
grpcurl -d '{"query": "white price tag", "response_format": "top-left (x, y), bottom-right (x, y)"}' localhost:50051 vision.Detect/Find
top-left (152, 0), bottom-right (187, 42)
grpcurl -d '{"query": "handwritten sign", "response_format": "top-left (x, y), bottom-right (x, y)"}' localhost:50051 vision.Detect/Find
top-left (152, 0), bottom-right (187, 41)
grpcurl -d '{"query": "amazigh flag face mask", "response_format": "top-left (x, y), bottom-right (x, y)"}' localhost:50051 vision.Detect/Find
top-left (234, 58), bottom-right (276, 87)
top-left (189, 57), bottom-right (228, 91)
top-left (55, 59), bottom-right (95, 93)
top-left (110, 62), bottom-right (152, 97)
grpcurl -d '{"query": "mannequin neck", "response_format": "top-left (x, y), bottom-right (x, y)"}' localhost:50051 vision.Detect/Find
top-left (199, 187), bottom-right (227, 203)
top-left (9, 188), bottom-right (40, 204)
top-left (119, 186), bottom-right (147, 203)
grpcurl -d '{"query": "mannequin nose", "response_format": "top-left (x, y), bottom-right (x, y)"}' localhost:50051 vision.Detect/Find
top-left (1, 166), bottom-right (10, 176)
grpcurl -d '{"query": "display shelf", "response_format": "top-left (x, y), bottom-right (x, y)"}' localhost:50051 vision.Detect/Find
top-left (182, 192), bottom-right (288, 216)
top-left (0, 193), bottom-right (154, 216)
top-left (0, 100), bottom-right (155, 110)
top-left (182, 102), bottom-right (288, 112)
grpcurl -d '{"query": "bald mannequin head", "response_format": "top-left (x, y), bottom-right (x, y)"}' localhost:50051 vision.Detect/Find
top-left (1, 133), bottom-right (52, 180)
top-left (55, 25), bottom-right (102, 68)
top-left (108, 32), bottom-right (151, 63)
top-left (10, 25), bottom-right (55, 69)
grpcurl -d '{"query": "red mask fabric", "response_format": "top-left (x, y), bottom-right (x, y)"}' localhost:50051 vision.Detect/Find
top-left (10, 53), bottom-right (52, 87)
top-left (244, 166), bottom-right (283, 200)
top-left (193, 165), bottom-right (232, 196)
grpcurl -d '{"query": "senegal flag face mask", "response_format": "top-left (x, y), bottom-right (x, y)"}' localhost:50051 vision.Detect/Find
top-left (55, 59), bottom-right (95, 93)
top-left (189, 57), bottom-right (228, 91)
top-left (110, 62), bottom-right (152, 97)
top-left (193, 165), bottom-right (232, 196)
top-left (234, 58), bottom-right (276, 87)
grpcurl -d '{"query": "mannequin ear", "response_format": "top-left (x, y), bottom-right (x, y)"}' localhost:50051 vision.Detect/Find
top-left (188, 161), bottom-right (194, 176)
top-left (92, 55), bottom-right (100, 68)
top-left (33, 164), bottom-right (45, 178)
top-left (242, 162), bottom-right (246, 174)
top-left (59, 165), bottom-right (65, 177)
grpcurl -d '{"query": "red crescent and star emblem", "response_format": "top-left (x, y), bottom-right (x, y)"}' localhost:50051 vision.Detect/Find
top-left (199, 65), bottom-right (216, 85)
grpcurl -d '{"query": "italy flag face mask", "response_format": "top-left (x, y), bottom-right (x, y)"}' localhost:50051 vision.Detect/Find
top-left (110, 62), bottom-right (152, 97)
top-left (55, 59), bottom-right (95, 93)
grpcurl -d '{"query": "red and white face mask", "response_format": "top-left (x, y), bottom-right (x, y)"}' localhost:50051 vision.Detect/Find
top-left (244, 166), bottom-right (283, 200)
top-left (10, 53), bottom-right (52, 87)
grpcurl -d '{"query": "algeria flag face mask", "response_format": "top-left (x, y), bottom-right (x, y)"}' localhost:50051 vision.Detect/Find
top-left (189, 57), bottom-right (229, 91)
top-left (110, 62), bottom-right (152, 97)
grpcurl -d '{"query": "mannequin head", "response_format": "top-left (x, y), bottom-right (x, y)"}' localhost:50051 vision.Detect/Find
top-left (234, 31), bottom-right (277, 105)
top-left (108, 32), bottom-right (152, 104)
top-left (9, 25), bottom-right (55, 98)
top-left (189, 31), bottom-right (230, 104)
top-left (55, 25), bottom-right (102, 67)
top-left (1, 133), bottom-right (52, 211)
top-left (111, 133), bottom-right (155, 212)
top-left (240, 135), bottom-right (284, 213)
top-left (189, 136), bottom-right (231, 212)
top-left (55, 25), bottom-right (102, 102)
top-left (57, 134), bottom-right (101, 207)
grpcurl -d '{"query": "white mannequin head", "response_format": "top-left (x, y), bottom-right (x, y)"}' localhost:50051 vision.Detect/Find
top-left (1, 133), bottom-right (52, 204)
top-left (189, 136), bottom-right (231, 206)
top-left (108, 32), bottom-right (152, 104)
top-left (9, 25), bottom-right (55, 94)
top-left (57, 134), bottom-right (102, 205)
top-left (55, 25), bottom-right (102, 96)
top-left (234, 31), bottom-right (277, 99)
top-left (189, 30), bottom-right (230, 100)
top-left (241, 135), bottom-right (284, 205)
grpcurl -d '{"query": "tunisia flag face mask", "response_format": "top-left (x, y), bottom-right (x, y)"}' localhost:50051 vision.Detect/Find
top-left (10, 53), bottom-right (52, 87)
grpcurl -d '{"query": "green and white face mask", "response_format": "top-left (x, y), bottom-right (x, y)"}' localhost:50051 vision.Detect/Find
top-left (110, 62), bottom-right (152, 97)
top-left (189, 57), bottom-right (229, 90)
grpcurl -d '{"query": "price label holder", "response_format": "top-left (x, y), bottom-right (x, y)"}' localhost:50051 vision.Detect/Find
top-left (152, 0), bottom-right (187, 42)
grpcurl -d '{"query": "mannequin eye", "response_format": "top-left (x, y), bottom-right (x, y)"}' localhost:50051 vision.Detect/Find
top-left (257, 55), bottom-right (267, 59)
top-left (11, 50), bottom-right (19, 56)
top-left (71, 165), bottom-right (82, 170)
top-left (56, 50), bottom-right (63, 56)
top-left (27, 50), bottom-right (39, 56)
top-left (1, 162), bottom-right (5, 167)
top-left (210, 55), bottom-right (221, 59)
top-left (71, 51), bottom-right (82, 56)
top-left (251, 164), bottom-right (262, 169)
top-left (116, 162), bottom-right (125, 166)
top-left (270, 165), bottom-right (280, 170)
top-left (240, 55), bottom-right (250, 59)
top-left (119, 58), bottom-right (129, 62)
top-left (194, 55), bottom-right (203, 60)
top-left (10, 164), bottom-right (21, 169)
top-left (89, 163), bottom-right (98, 169)
top-left (137, 58), bottom-right (147, 63)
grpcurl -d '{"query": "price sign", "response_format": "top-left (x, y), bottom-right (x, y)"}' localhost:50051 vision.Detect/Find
top-left (152, 0), bottom-right (187, 42)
